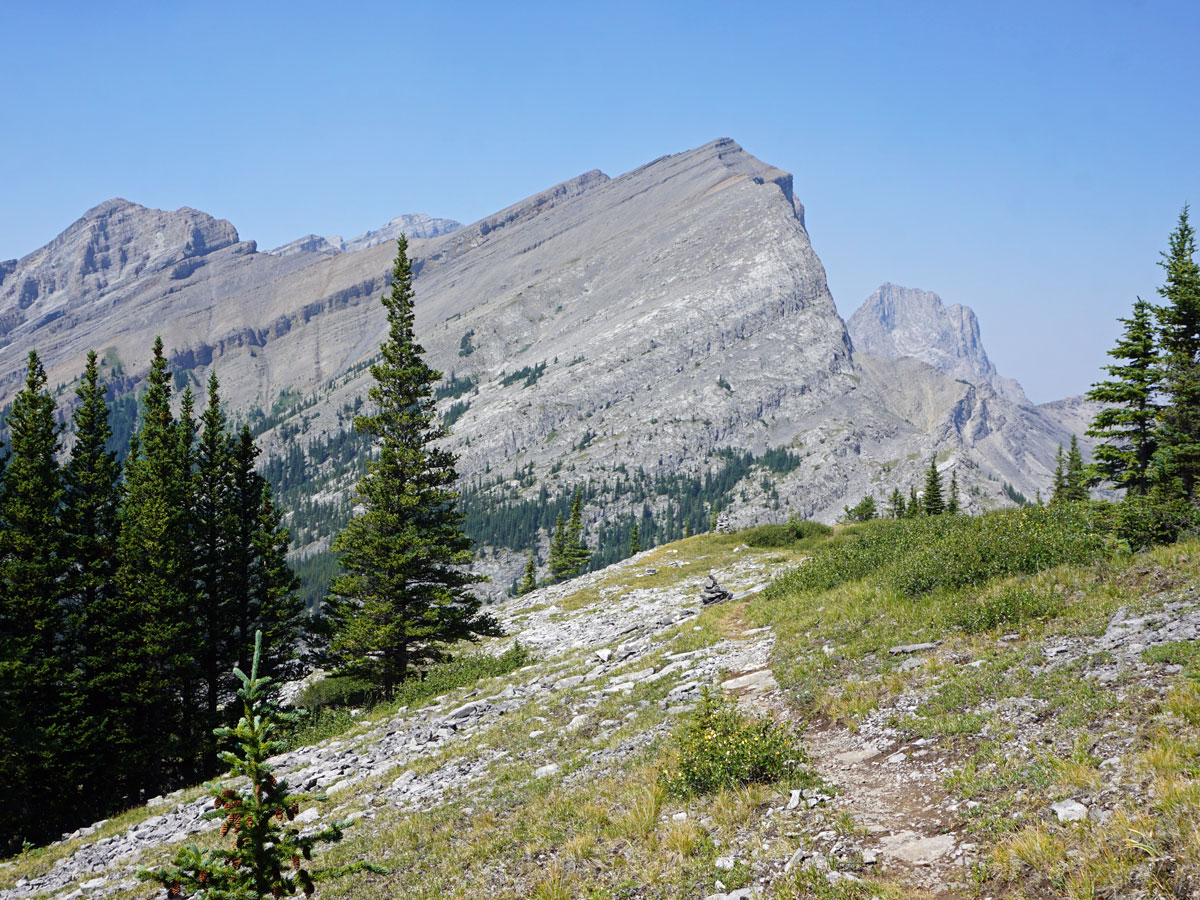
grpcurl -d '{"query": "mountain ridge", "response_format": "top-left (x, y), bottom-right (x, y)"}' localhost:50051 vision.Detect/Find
top-left (0, 139), bottom-right (1097, 593)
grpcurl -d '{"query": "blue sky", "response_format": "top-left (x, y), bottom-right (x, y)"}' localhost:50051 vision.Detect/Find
top-left (3, 0), bottom-right (1197, 402)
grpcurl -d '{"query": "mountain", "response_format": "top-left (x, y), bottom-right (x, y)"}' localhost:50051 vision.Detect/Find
top-left (0, 139), bottom-right (1095, 595)
top-left (847, 282), bottom-right (1028, 404)
top-left (268, 213), bottom-right (463, 257)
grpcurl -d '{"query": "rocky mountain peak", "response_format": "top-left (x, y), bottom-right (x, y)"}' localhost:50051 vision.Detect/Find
top-left (268, 213), bottom-right (463, 258)
top-left (0, 198), bottom-right (243, 324)
top-left (847, 283), bottom-right (1027, 404)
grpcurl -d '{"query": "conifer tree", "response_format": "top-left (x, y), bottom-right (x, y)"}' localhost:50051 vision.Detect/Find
top-left (518, 551), bottom-right (537, 595)
top-left (325, 238), bottom-right (497, 695)
top-left (0, 352), bottom-right (71, 851)
top-left (562, 489), bottom-right (591, 576)
top-left (1064, 435), bottom-right (1089, 502)
top-left (1154, 206), bottom-right (1200, 500)
top-left (907, 486), bottom-right (920, 517)
top-left (193, 372), bottom-right (238, 771)
top-left (115, 337), bottom-right (199, 794)
top-left (1050, 445), bottom-right (1067, 504)
top-left (887, 487), bottom-right (906, 519)
top-left (62, 350), bottom-right (123, 823)
top-left (922, 457), bottom-right (944, 516)
top-left (947, 471), bottom-right (959, 514)
top-left (629, 521), bottom-right (640, 555)
top-left (140, 632), bottom-right (377, 899)
top-left (1086, 297), bottom-right (1160, 494)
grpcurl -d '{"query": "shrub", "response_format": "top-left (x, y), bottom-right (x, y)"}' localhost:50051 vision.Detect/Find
top-left (952, 583), bottom-right (1065, 634)
top-left (387, 642), bottom-right (532, 711)
top-left (660, 691), bottom-right (803, 796)
top-left (740, 518), bottom-right (832, 549)
top-left (296, 675), bottom-right (379, 712)
top-left (892, 504), bottom-right (1111, 596)
top-left (1116, 496), bottom-right (1200, 551)
top-left (773, 505), bottom-right (1113, 599)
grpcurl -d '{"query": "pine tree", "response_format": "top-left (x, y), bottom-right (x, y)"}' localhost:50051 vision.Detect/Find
top-left (887, 487), bottom-right (906, 519)
top-left (62, 350), bottom-right (123, 824)
top-left (115, 337), bottom-right (198, 795)
top-left (0, 352), bottom-right (70, 851)
top-left (1064, 435), bottom-right (1089, 502)
top-left (518, 551), bottom-right (537, 595)
top-left (193, 372), bottom-right (237, 772)
top-left (947, 471), bottom-right (959, 514)
top-left (325, 238), bottom-right (497, 695)
top-left (1086, 297), bottom-right (1160, 495)
top-left (923, 457), bottom-right (945, 516)
top-left (842, 495), bottom-right (876, 523)
top-left (562, 489), bottom-right (591, 577)
top-left (140, 631), bottom-right (378, 899)
top-left (629, 521), bottom-right (640, 556)
top-left (1050, 444), bottom-right (1067, 504)
top-left (1154, 206), bottom-right (1200, 500)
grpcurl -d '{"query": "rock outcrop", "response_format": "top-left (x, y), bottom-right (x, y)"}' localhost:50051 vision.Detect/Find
top-left (268, 213), bottom-right (462, 257)
top-left (847, 283), bottom-right (1027, 404)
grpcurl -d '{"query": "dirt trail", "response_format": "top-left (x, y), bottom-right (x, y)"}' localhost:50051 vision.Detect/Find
top-left (803, 722), bottom-right (975, 898)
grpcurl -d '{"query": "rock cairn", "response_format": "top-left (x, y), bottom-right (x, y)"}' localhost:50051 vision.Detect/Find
top-left (700, 574), bottom-right (732, 605)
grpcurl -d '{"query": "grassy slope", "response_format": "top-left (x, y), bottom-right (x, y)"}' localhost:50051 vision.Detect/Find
top-left (6, 512), bottom-right (1200, 899)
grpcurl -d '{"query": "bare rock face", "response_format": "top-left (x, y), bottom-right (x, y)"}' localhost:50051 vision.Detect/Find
top-left (268, 213), bottom-right (462, 257)
top-left (0, 199), bottom-right (242, 351)
top-left (847, 283), bottom-right (1027, 404)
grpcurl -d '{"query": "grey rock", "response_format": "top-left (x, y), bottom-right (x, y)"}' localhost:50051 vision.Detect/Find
top-left (533, 763), bottom-right (560, 778)
top-left (848, 283), bottom-right (1027, 404)
top-left (700, 575), bottom-right (732, 605)
top-left (1050, 799), bottom-right (1088, 823)
top-left (888, 642), bottom-right (938, 655)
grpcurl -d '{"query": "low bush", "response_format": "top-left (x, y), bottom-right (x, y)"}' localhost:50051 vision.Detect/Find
top-left (952, 583), bottom-right (1065, 634)
top-left (296, 675), bottom-right (378, 711)
top-left (739, 518), bottom-right (832, 549)
top-left (1116, 496), bottom-right (1200, 551)
top-left (387, 642), bottom-right (532, 711)
top-left (660, 691), bottom-right (804, 796)
top-left (773, 505), bottom-right (1113, 599)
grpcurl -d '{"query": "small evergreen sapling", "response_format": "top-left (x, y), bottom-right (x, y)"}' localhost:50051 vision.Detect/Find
top-left (140, 632), bottom-right (378, 898)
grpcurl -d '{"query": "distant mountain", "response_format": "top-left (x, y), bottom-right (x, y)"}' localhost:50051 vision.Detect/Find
top-left (847, 283), bottom-right (1027, 404)
top-left (268, 214), bottom-right (462, 257)
top-left (0, 140), bottom-right (1095, 595)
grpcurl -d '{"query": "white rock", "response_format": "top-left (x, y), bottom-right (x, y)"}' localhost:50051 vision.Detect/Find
top-left (1050, 799), bottom-right (1088, 822)
top-left (534, 763), bottom-right (560, 778)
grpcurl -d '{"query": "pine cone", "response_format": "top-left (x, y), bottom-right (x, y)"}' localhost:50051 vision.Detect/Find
top-left (292, 855), bottom-right (301, 870)
top-left (168, 882), bottom-right (181, 897)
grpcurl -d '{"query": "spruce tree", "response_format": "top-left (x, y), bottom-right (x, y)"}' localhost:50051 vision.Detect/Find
top-left (0, 352), bottom-right (70, 851)
top-left (1086, 297), bottom-right (1160, 495)
top-left (1050, 445), bottom-right (1067, 504)
top-left (1154, 206), bottom-right (1200, 500)
top-left (561, 489), bottom-right (591, 577)
top-left (62, 350), bottom-right (123, 823)
top-left (887, 487), bottom-right (906, 519)
top-left (1064, 435), bottom-right (1089, 502)
top-left (518, 551), bottom-right (537, 595)
top-left (115, 337), bottom-right (198, 794)
top-left (922, 457), bottom-right (944, 516)
top-left (946, 471), bottom-right (959, 514)
top-left (629, 521), bottom-right (640, 556)
top-left (907, 486), bottom-right (920, 517)
top-left (140, 632), bottom-right (376, 899)
top-left (193, 372), bottom-right (237, 771)
top-left (325, 237), bottom-right (497, 695)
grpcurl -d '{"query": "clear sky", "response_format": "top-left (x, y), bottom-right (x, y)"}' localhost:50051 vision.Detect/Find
top-left (3, 0), bottom-right (1197, 402)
